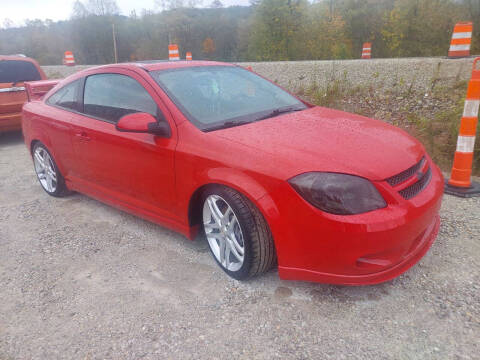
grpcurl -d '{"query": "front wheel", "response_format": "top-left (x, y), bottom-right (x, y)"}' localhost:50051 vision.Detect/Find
top-left (202, 186), bottom-right (276, 280)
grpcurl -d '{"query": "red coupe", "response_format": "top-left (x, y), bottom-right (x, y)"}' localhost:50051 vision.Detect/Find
top-left (22, 61), bottom-right (443, 285)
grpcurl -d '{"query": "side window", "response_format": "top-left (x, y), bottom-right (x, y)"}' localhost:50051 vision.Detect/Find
top-left (83, 73), bottom-right (159, 123)
top-left (46, 79), bottom-right (81, 112)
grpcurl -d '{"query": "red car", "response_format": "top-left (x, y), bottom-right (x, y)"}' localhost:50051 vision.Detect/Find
top-left (22, 61), bottom-right (443, 285)
top-left (0, 55), bottom-right (46, 133)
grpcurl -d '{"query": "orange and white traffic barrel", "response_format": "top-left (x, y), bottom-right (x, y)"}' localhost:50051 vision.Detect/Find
top-left (63, 51), bottom-right (75, 66)
top-left (168, 44), bottom-right (180, 61)
top-left (186, 52), bottom-right (192, 61)
top-left (445, 57), bottom-right (480, 197)
top-left (361, 43), bottom-right (371, 59)
top-left (448, 22), bottom-right (473, 58)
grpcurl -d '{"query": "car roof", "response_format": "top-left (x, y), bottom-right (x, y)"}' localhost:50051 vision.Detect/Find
top-left (0, 55), bottom-right (36, 62)
top-left (135, 60), bottom-right (234, 71)
top-left (86, 60), bottom-right (235, 73)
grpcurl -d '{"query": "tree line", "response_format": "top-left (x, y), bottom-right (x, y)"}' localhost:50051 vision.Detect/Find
top-left (0, 0), bottom-right (479, 65)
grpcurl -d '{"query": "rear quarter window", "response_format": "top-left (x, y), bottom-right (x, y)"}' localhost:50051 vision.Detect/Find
top-left (46, 79), bottom-right (82, 112)
top-left (0, 60), bottom-right (42, 83)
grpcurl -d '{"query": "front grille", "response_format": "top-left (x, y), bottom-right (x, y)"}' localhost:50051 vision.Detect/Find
top-left (398, 167), bottom-right (432, 200)
top-left (385, 156), bottom-right (432, 200)
top-left (386, 157), bottom-right (425, 186)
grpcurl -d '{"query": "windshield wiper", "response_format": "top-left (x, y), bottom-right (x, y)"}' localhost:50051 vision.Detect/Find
top-left (204, 119), bottom-right (253, 132)
top-left (203, 106), bottom-right (306, 132)
top-left (255, 107), bottom-right (305, 121)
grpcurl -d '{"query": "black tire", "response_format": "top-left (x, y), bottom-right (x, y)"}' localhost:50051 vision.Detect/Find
top-left (32, 142), bottom-right (70, 197)
top-left (201, 185), bottom-right (276, 280)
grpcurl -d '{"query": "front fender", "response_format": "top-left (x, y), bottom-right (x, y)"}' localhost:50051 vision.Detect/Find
top-left (204, 167), bottom-right (269, 201)
top-left (181, 167), bottom-right (282, 241)
top-left (203, 168), bottom-right (282, 226)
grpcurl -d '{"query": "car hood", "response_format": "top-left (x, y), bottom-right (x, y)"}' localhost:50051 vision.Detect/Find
top-left (213, 106), bottom-right (424, 181)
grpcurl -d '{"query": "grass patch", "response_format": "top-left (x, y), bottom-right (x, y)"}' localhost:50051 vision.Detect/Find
top-left (46, 71), bottom-right (64, 79)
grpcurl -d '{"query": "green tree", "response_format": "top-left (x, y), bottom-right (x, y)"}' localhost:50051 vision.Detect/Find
top-left (382, 0), bottom-right (463, 57)
top-left (202, 37), bottom-right (216, 58)
top-left (248, 0), bottom-right (309, 61)
top-left (303, 2), bottom-right (352, 60)
top-left (334, 0), bottom-right (394, 58)
top-left (458, 0), bottom-right (480, 54)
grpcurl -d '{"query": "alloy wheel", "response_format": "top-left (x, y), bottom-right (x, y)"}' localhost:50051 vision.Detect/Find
top-left (203, 194), bottom-right (245, 272)
top-left (33, 147), bottom-right (57, 193)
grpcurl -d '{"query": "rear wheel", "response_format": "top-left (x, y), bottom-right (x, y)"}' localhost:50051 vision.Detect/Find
top-left (202, 186), bottom-right (276, 280)
top-left (32, 143), bottom-right (69, 197)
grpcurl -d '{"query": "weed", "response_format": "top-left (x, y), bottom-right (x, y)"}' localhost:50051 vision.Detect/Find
top-left (47, 71), bottom-right (63, 79)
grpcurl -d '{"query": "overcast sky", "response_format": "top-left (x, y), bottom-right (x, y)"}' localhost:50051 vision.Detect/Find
top-left (1, 0), bottom-right (250, 26)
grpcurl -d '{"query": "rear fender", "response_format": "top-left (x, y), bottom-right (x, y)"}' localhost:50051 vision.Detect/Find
top-left (29, 133), bottom-right (70, 186)
top-left (23, 104), bottom-right (59, 172)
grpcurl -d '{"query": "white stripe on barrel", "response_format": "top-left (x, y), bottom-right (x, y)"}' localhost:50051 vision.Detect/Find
top-left (463, 100), bottom-right (480, 118)
top-left (449, 44), bottom-right (471, 52)
top-left (456, 136), bottom-right (476, 153)
top-left (452, 32), bottom-right (472, 39)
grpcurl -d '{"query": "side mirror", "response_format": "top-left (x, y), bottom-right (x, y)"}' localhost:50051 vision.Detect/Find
top-left (116, 112), bottom-right (170, 137)
top-left (147, 121), bottom-right (171, 137)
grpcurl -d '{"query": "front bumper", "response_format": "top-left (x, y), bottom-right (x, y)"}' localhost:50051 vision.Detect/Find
top-left (278, 214), bottom-right (440, 285)
top-left (259, 156), bottom-right (444, 285)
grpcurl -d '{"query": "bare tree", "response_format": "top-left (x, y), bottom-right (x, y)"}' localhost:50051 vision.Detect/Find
top-left (210, 0), bottom-right (224, 8)
top-left (88, 0), bottom-right (120, 15)
top-left (2, 18), bottom-right (14, 29)
top-left (72, 0), bottom-right (89, 18)
top-left (72, 0), bottom-right (120, 17)
top-left (155, 0), bottom-right (203, 10)
top-left (187, 0), bottom-right (203, 7)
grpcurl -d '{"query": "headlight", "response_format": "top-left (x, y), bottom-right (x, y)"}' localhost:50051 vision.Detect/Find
top-left (289, 172), bottom-right (387, 215)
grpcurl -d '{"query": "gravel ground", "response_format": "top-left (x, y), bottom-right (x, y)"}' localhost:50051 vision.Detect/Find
top-left (0, 131), bottom-right (479, 360)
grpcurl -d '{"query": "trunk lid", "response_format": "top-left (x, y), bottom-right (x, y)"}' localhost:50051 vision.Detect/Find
top-left (0, 82), bottom-right (27, 116)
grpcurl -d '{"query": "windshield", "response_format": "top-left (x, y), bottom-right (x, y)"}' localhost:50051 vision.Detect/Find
top-left (0, 60), bottom-right (41, 84)
top-left (150, 66), bottom-right (306, 131)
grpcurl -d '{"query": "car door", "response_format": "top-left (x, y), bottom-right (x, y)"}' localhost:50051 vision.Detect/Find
top-left (69, 69), bottom-right (178, 219)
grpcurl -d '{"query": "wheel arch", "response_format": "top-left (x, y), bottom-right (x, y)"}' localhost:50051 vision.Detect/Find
top-left (29, 138), bottom-right (68, 182)
top-left (186, 177), bottom-right (281, 242)
top-left (29, 134), bottom-right (53, 155)
top-left (30, 139), bottom-right (40, 155)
